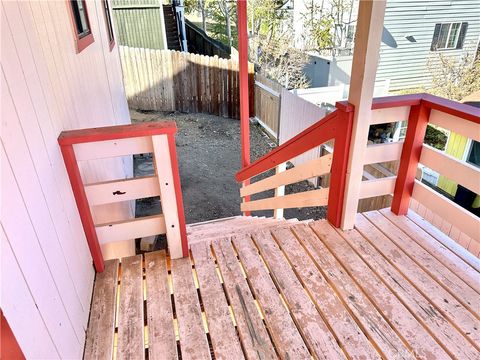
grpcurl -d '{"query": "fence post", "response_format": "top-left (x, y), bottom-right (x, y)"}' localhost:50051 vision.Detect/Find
top-left (327, 107), bottom-right (354, 228)
top-left (391, 102), bottom-right (431, 215)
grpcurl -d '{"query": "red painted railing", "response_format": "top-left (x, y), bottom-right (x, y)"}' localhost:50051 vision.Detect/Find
top-left (236, 104), bottom-right (354, 227)
top-left (59, 121), bottom-right (188, 272)
top-left (237, 93), bottom-right (479, 230)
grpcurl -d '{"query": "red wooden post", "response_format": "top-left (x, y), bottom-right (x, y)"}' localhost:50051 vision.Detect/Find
top-left (167, 134), bottom-right (189, 257)
top-left (237, 0), bottom-right (250, 169)
top-left (59, 144), bottom-right (105, 272)
top-left (1, 310), bottom-right (25, 359)
top-left (391, 102), bottom-right (431, 215)
top-left (327, 107), bottom-right (354, 227)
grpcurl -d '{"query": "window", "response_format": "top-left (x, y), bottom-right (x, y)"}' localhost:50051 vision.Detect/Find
top-left (467, 140), bottom-right (480, 168)
top-left (68, 0), bottom-right (94, 53)
top-left (431, 22), bottom-right (468, 51)
top-left (102, 0), bottom-right (115, 50)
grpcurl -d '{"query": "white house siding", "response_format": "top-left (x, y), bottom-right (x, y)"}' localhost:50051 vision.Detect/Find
top-left (377, 0), bottom-right (480, 90)
top-left (1, 0), bottom-right (131, 358)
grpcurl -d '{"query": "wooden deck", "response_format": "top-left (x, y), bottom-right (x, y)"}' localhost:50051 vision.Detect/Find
top-left (84, 210), bottom-right (480, 360)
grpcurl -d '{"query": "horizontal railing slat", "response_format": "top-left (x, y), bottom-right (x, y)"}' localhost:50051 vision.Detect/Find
top-left (240, 154), bottom-right (332, 197)
top-left (240, 188), bottom-right (328, 212)
top-left (85, 176), bottom-right (161, 206)
top-left (370, 106), bottom-right (410, 125)
top-left (420, 145), bottom-right (480, 194)
top-left (429, 110), bottom-right (480, 142)
top-left (96, 215), bottom-right (166, 244)
top-left (74, 137), bottom-right (153, 161)
top-left (359, 176), bottom-right (396, 199)
top-left (412, 180), bottom-right (479, 242)
top-left (364, 142), bottom-right (403, 165)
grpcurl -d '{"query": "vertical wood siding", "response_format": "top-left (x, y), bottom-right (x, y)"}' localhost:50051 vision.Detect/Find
top-left (1, 0), bottom-right (131, 357)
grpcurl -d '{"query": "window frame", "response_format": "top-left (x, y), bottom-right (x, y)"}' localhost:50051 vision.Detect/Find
top-left (102, 0), bottom-right (115, 51)
top-left (67, 0), bottom-right (94, 53)
top-left (431, 22), bottom-right (467, 51)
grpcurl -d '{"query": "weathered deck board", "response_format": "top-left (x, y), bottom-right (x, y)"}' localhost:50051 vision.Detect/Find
top-left (190, 242), bottom-right (245, 359)
top-left (211, 238), bottom-right (277, 360)
top-left (85, 211), bottom-right (478, 359)
top-left (355, 214), bottom-right (480, 346)
top-left (364, 211), bottom-right (480, 314)
top-left (117, 255), bottom-right (145, 360)
top-left (271, 226), bottom-right (381, 360)
top-left (145, 251), bottom-right (177, 360)
top-left (338, 226), bottom-right (480, 359)
top-left (380, 209), bottom-right (480, 293)
top-left (292, 224), bottom-right (414, 360)
top-left (311, 220), bottom-right (451, 359)
top-left (232, 234), bottom-right (311, 359)
top-left (84, 259), bottom-right (119, 360)
top-left (171, 257), bottom-right (211, 360)
top-left (251, 230), bottom-right (345, 359)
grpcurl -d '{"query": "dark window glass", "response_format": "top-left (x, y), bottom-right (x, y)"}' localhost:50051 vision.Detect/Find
top-left (103, 0), bottom-right (115, 45)
top-left (467, 140), bottom-right (480, 168)
top-left (70, 0), bottom-right (91, 38)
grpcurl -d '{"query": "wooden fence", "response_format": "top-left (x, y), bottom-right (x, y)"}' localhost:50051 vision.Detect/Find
top-left (254, 73), bottom-right (283, 138)
top-left (119, 46), bottom-right (254, 118)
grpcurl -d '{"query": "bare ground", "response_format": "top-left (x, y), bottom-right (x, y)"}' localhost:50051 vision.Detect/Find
top-left (131, 110), bottom-right (326, 224)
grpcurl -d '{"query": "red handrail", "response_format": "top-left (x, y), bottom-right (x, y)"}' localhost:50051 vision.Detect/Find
top-left (236, 110), bottom-right (341, 182)
top-left (236, 106), bottom-right (354, 227)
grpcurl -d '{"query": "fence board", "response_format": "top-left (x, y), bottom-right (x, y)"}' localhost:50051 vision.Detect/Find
top-left (120, 46), bottom-right (253, 118)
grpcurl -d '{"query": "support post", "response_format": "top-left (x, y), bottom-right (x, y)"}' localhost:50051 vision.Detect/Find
top-left (60, 144), bottom-right (104, 272)
top-left (327, 109), bottom-right (354, 227)
top-left (391, 103), bottom-right (431, 214)
top-left (237, 0), bottom-right (250, 169)
top-left (340, 0), bottom-right (386, 229)
top-left (273, 162), bottom-right (287, 219)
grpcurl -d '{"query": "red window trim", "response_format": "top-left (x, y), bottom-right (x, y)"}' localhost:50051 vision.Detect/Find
top-left (67, 0), bottom-right (95, 53)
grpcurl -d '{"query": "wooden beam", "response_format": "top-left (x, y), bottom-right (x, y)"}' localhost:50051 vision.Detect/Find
top-left (359, 176), bottom-right (396, 199)
top-left (429, 109), bottom-right (480, 142)
top-left (364, 142), bottom-right (403, 165)
top-left (95, 215), bottom-right (166, 244)
top-left (152, 135), bottom-right (187, 259)
top-left (411, 180), bottom-right (480, 242)
top-left (241, 188), bottom-right (328, 212)
top-left (420, 144), bottom-right (480, 194)
top-left (85, 176), bottom-right (160, 206)
top-left (341, 0), bottom-right (387, 229)
top-left (73, 137), bottom-right (153, 161)
top-left (370, 106), bottom-right (410, 125)
top-left (240, 154), bottom-right (332, 197)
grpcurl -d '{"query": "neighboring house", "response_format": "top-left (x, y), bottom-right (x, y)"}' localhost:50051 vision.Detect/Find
top-left (298, 0), bottom-right (480, 91)
top-left (112, 0), bottom-right (186, 51)
top-left (2, 1), bottom-right (132, 357)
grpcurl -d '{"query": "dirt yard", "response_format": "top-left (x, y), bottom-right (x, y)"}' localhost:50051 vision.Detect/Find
top-left (131, 110), bottom-right (326, 224)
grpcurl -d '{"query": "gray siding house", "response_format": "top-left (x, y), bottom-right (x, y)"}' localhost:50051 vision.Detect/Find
top-left (302, 0), bottom-right (480, 91)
